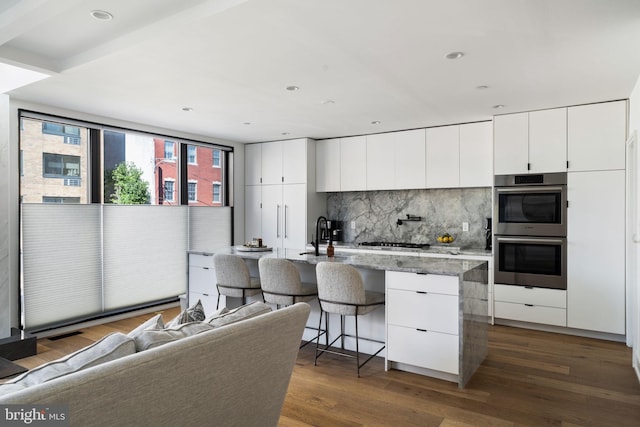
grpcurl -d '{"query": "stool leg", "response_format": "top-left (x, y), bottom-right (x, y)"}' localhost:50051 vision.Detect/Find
top-left (340, 315), bottom-right (345, 350)
top-left (314, 308), bottom-right (324, 366)
top-left (216, 294), bottom-right (221, 310)
top-left (355, 315), bottom-right (360, 377)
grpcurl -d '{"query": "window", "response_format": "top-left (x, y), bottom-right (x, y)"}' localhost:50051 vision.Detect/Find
top-left (164, 141), bottom-right (175, 160)
top-left (42, 122), bottom-right (80, 137)
top-left (188, 182), bottom-right (197, 202)
top-left (43, 153), bottom-right (80, 178)
top-left (163, 180), bottom-right (175, 202)
top-left (187, 146), bottom-right (197, 164)
top-left (42, 196), bottom-right (80, 204)
top-left (212, 149), bottom-right (221, 168)
top-left (212, 182), bottom-right (221, 203)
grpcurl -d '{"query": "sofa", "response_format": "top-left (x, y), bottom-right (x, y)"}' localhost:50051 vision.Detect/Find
top-left (0, 302), bottom-right (311, 427)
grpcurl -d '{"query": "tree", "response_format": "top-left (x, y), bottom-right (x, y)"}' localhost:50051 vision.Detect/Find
top-left (109, 161), bottom-right (150, 204)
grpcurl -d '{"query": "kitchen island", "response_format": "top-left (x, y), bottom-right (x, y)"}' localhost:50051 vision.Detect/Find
top-left (188, 247), bottom-right (488, 387)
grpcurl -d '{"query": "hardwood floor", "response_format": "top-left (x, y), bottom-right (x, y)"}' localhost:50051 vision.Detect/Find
top-left (3, 308), bottom-right (640, 426)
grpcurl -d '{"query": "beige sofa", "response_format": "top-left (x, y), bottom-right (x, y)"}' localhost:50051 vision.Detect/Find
top-left (0, 302), bottom-right (310, 427)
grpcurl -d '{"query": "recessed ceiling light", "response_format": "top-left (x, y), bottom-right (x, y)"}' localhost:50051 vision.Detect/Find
top-left (281, 132), bottom-right (290, 136)
top-left (321, 99), bottom-right (335, 105)
top-left (371, 121), bottom-right (381, 125)
top-left (181, 107), bottom-right (193, 112)
top-left (285, 85), bottom-right (299, 91)
top-left (243, 122), bottom-right (251, 125)
top-left (476, 85), bottom-right (489, 90)
top-left (90, 10), bottom-right (113, 20)
top-left (493, 104), bottom-right (505, 109)
top-left (445, 51), bottom-right (464, 60)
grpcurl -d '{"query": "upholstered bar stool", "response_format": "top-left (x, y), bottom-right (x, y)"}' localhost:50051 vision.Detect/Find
top-left (314, 262), bottom-right (385, 377)
top-left (213, 253), bottom-right (262, 309)
top-left (258, 257), bottom-right (327, 347)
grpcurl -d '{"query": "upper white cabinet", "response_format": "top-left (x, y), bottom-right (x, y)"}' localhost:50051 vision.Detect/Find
top-left (260, 138), bottom-right (308, 185)
top-left (340, 136), bottom-right (367, 191)
top-left (426, 125), bottom-right (460, 188)
top-left (366, 129), bottom-right (427, 190)
top-left (494, 108), bottom-right (567, 175)
top-left (316, 138), bottom-right (341, 192)
top-left (394, 129), bottom-right (426, 189)
top-left (245, 143), bottom-right (262, 186)
top-left (567, 100), bottom-right (627, 172)
top-left (460, 121), bottom-right (493, 187)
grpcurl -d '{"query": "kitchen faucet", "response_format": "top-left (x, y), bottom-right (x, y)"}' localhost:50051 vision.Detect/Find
top-left (314, 216), bottom-right (328, 256)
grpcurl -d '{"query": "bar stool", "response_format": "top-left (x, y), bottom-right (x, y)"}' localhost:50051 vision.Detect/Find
top-left (213, 253), bottom-right (262, 309)
top-left (258, 257), bottom-right (327, 347)
top-left (314, 262), bottom-right (385, 377)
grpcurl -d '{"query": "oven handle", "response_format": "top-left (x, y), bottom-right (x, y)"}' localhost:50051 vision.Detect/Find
top-left (495, 186), bottom-right (565, 193)
top-left (496, 236), bottom-right (565, 244)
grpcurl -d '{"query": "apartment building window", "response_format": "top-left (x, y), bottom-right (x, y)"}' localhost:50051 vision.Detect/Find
top-left (212, 182), bottom-right (221, 203)
top-left (212, 149), bottom-right (221, 168)
top-left (42, 122), bottom-right (80, 138)
top-left (42, 196), bottom-right (81, 204)
top-left (187, 145), bottom-right (197, 164)
top-left (188, 181), bottom-right (197, 202)
top-left (163, 180), bottom-right (175, 202)
top-left (43, 153), bottom-right (80, 178)
top-left (164, 141), bottom-right (175, 160)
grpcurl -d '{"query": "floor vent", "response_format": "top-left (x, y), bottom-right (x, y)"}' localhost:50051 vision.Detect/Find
top-left (48, 331), bottom-right (82, 341)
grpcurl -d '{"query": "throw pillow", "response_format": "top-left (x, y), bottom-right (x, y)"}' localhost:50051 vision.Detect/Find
top-left (165, 299), bottom-right (205, 328)
top-left (8, 332), bottom-right (135, 387)
top-left (203, 306), bottom-right (230, 323)
top-left (127, 313), bottom-right (164, 340)
top-left (207, 301), bottom-right (271, 329)
top-left (132, 321), bottom-right (214, 352)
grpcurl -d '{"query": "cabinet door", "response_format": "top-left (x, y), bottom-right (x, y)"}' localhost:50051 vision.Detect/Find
top-left (260, 184), bottom-right (283, 249)
top-left (282, 139), bottom-right (307, 184)
top-left (366, 132), bottom-right (395, 190)
top-left (316, 138), bottom-right (341, 192)
top-left (459, 122), bottom-right (492, 187)
top-left (244, 185), bottom-right (261, 243)
top-left (283, 184), bottom-right (307, 249)
top-left (245, 144), bottom-right (262, 185)
top-left (493, 112), bottom-right (529, 175)
top-left (568, 101), bottom-right (627, 172)
top-left (567, 170), bottom-right (625, 334)
top-left (426, 125), bottom-right (459, 188)
top-left (529, 107), bottom-right (567, 173)
top-left (261, 141), bottom-right (283, 185)
top-left (340, 136), bottom-right (367, 191)
top-left (395, 129), bottom-right (426, 189)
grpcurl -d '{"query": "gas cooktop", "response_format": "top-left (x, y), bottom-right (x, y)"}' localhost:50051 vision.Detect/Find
top-left (358, 241), bottom-right (430, 249)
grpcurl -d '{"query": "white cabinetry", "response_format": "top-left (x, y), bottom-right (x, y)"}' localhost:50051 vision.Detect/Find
top-left (245, 138), bottom-right (324, 250)
top-left (494, 284), bottom-right (567, 327)
top-left (567, 100), bottom-right (627, 172)
top-left (366, 129), bottom-right (426, 190)
top-left (426, 126), bottom-right (459, 188)
top-left (460, 121), bottom-right (493, 187)
top-left (188, 253), bottom-right (218, 316)
top-left (567, 170), bottom-right (625, 334)
top-left (245, 144), bottom-right (262, 185)
top-left (340, 136), bottom-right (367, 191)
top-left (366, 133), bottom-right (395, 190)
top-left (386, 271), bottom-right (459, 375)
top-left (315, 138), bottom-right (341, 192)
top-left (494, 108), bottom-right (567, 175)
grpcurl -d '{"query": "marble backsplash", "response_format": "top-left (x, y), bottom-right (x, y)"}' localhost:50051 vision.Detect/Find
top-left (327, 188), bottom-right (492, 249)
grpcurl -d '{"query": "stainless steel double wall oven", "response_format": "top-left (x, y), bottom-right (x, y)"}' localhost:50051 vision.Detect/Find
top-left (493, 172), bottom-right (567, 290)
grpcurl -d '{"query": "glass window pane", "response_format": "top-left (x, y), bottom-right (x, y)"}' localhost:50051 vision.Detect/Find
top-left (20, 117), bottom-right (89, 204)
top-left (164, 140), bottom-right (175, 160)
top-left (187, 145), bottom-right (223, 206)
top-left (212, 149), bottom-right (221, 168)
top-left (187, 146), bottom-right (197, 164)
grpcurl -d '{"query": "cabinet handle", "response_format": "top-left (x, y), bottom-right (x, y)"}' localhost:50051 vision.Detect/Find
top-left (416, 291), bottom-right (427, 294)
top-left (203, 267), bottom-right (209, 270)
top-left (416, 328), bottom-right (427, 332)
top-left (524, 286), bottom-right (534, 289)
top-left (276, 205), bottom-right (281, 238)
top-left (284, 205), bottom-right (288, 238)
top-left (416, 272), bottom-right (427, 276)
top-left (525, 304), bottom-right (534, 307)
top-left (203, 293), bottom-right (210, 296)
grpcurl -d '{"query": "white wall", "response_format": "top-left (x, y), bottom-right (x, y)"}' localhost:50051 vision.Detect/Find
top-left (629, 74), bottom-right (640, 381)
top-left (0, 98), bottom-right (246, 332)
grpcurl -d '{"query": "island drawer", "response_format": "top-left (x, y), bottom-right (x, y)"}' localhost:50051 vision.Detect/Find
top-left (189, 253), bottom-right (214, 268)
top-left (387, 325), bottom-right (458, 374)
top-left (387, 289), bottom-right (458, 334)
top-left (386, 271), bottom-right (458, 295)
top-left (494, 301), bottom-right (567, 327)
top-left (494, 284), bottom-right (566, 308)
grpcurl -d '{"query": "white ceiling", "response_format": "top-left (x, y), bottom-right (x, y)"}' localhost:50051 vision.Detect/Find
top-left (2, 0), bottom-right (640, 143)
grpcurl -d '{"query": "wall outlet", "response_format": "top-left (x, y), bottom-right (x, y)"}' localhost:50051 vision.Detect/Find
top-left (351, 220), bottom-right (356, 230)
top-left (462, 222), bottom-right (469, 232)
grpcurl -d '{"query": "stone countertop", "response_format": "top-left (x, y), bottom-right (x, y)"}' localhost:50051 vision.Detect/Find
top-left (191, 247), bottom-right (487, 276)
top-left (325, 242), bottom-right (492, 258)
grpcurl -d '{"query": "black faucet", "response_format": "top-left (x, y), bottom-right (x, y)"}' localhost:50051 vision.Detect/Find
top-left (314, 216), bottom-right (328, 256)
